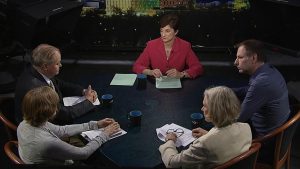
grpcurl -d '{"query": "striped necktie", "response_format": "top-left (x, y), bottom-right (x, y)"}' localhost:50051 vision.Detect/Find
top-left (49, 80), bottom-right (55, 90)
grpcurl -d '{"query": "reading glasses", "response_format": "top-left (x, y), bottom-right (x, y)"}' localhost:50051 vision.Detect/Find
top-left (166, 128), bottom-right (184, 137)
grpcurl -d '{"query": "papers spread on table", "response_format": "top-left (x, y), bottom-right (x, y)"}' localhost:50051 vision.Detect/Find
top-left (156, 123), bottom-right (195, 147)
top-left (81, 128), bottom-right (127, 141)
top-left (156, 76), bottom-right (182, 89)
top-left (110, 73), bottom-right (137, 86)
top-left (63, 96), bottom-right (100, 106)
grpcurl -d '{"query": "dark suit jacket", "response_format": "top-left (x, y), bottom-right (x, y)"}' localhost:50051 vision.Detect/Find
top-left (14, 65), bottom-right (95, 125)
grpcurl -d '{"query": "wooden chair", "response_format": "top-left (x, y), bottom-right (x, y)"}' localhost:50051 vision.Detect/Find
top-left (4, 140), bottom-right (24, 164)
top-left (253, 110), bottom-right (300, 169)
top-left (0, 96), bottom-right (17, 140)
top-left (0, 111), bottom-right (17, 140)
top-left (214, 142), bottom-right (261, 169)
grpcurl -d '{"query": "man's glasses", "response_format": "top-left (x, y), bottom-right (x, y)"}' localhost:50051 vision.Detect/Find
top-left (166, 128), bottom-right (184, 137)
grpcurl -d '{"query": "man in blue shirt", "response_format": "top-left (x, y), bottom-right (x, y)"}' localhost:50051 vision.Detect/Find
top-left (232, 39), bottom-right (290, 164)
top-left (233, 39), bottom-right (290, 137)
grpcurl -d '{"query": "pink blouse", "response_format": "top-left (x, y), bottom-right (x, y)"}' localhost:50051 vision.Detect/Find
top-left (132, 37), bottom-right (203, 78)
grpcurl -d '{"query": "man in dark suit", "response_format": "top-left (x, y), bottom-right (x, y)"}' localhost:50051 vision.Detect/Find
top-left (15, 44), bottom-right (98, 125)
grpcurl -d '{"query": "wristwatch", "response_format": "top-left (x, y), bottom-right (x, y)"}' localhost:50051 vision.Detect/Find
top-left (180, 71), bottom-right (186, 78)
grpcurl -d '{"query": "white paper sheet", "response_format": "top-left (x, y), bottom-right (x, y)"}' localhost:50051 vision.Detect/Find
top-left (63, 96), bottom-right (100, 106)
top-left (110, 73), bottom-right (137, 86)
top-left (81, 128), bottom-right (127, 141)
top-left (156, 76), bottom-right (182, 89)
top-left (156, 123), bottom-right (195, 147)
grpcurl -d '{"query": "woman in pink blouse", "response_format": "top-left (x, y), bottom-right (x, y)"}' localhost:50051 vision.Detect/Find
top-left (132, 13), bottom-right (204, 79)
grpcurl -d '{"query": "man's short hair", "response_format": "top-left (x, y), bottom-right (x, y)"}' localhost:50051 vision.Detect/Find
top-left (31, 44), bottom-right (60, 67)
top-left (236, 39), bottom-right (266, 62)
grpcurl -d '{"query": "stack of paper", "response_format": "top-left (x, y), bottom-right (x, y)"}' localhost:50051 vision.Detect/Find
top-left (110, 73), bottom-right (137, 86)
top-left (63, 96), bottom-right (100, 106)
top-left (156, 123), bottom-right (195, 147)
top-left (156, 76), bottom-right (182, 89)
top-left (81, 128), bottom-right (127, 141)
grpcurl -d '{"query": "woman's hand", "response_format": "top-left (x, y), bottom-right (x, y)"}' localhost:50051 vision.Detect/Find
top-left (142, 69), bottom-right (162, 78)
top-left (165, 132), bottom-right (177, 142)
top-left (151, 69), bottom-right (163, 78)
top-left (103, 122), bottom-right (120, 136)
top-left (192, 127), bottom-right (208, 138)
top-left (97, 118), bottom-right (115, 128)
top-left (166, 69), bottom-right (181, 78)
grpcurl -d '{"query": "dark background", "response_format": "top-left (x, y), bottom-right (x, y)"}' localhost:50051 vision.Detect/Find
top-left (0, 0), bottom-right (300, 53)
top-left (1, 0), bottom-right (300, 168)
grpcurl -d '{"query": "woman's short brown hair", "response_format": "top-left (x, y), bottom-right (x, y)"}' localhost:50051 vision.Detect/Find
top-left (22, 86), bottom-right (59, 127)
top-left (204, 86), bottom-right (240, 128)
top-left (160, 13), bottom-right (179, 31)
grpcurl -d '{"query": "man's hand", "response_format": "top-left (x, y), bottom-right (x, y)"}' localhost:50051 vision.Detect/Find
top-left (84, 85), bottom-right (98, 103)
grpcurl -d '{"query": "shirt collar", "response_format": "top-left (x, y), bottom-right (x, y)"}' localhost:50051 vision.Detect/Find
top-left (40, 72), bottom-right (52, 86)
top-left (33, 66), bottom-right (52, 85)
top-left (158, 37), bottom-right (178, 53)
top-left (249, 63), bottom-right (268, 82)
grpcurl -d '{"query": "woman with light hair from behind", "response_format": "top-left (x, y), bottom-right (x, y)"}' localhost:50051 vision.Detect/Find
top-left (159, 86), bottom-right (252, 169)
top-left (17, 86), bottom-right (120, 165)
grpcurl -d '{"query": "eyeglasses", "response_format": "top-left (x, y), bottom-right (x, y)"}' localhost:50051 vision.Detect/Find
top-left (166, 128), bottom-right (184, 137)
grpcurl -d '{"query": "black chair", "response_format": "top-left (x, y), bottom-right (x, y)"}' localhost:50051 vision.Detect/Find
top-left (214, 142), bottom-right (261, 169)
top-left (253, 110), bottom-right (300, 169)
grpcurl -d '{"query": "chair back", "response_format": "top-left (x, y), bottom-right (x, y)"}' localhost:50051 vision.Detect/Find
top-left (4, 140), bottom-right (24, 164)
top-left (0, 97), bottom-right (17, 140)
top-left (214, 142), bottom-right (261, 169)
top-left (253, 110), bottom-right (300, 169)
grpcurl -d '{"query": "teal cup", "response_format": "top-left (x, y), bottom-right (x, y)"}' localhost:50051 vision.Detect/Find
top-left (137, 74), bottom-right (147, 90)
top-left (190, 113), bottom-right (204, 129)
top-left (101, 94), bottom-right (113, 107)
top-left (128, 110), bottom-right (142, 126)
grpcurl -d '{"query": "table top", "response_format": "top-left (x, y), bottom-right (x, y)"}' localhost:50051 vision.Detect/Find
top-left (75, 74), bottom-right (247, 168)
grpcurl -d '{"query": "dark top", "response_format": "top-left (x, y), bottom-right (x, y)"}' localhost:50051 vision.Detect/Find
top-left (14, 65), bottom-right (95, 125)
top-left (233, 63), bottom-right (290, 137)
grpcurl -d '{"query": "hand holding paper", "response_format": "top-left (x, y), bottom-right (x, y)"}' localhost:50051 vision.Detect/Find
top-left (97, 118), bottom-right (115, 128)
top-left (81, 128), bottom-right (127, 141)
top-left (103, 122), bottom-right (121, 137)
top-left (63, 96), bottom-right (100, 106)
top-left (166, 68), bottom-right (181, 78)
top-left (156, 76), bottom-right (182, 89)
top-left (156, 123), bottom-right (195, 147)
top-left (84, 85), bottom-right (98, 103)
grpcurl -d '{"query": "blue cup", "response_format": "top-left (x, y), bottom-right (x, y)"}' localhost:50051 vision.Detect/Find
top-left (137, 74), bottom-right (147, 90)
top-left (128, 110), bottom-right (142, 126)
top-left (101, 94), bottom-right (113, 107)
top-left (190, 113), bottom-right (204, 129)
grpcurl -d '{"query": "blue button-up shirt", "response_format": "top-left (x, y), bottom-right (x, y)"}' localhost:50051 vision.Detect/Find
top-left (234, 63), bottom-right (290, 137)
